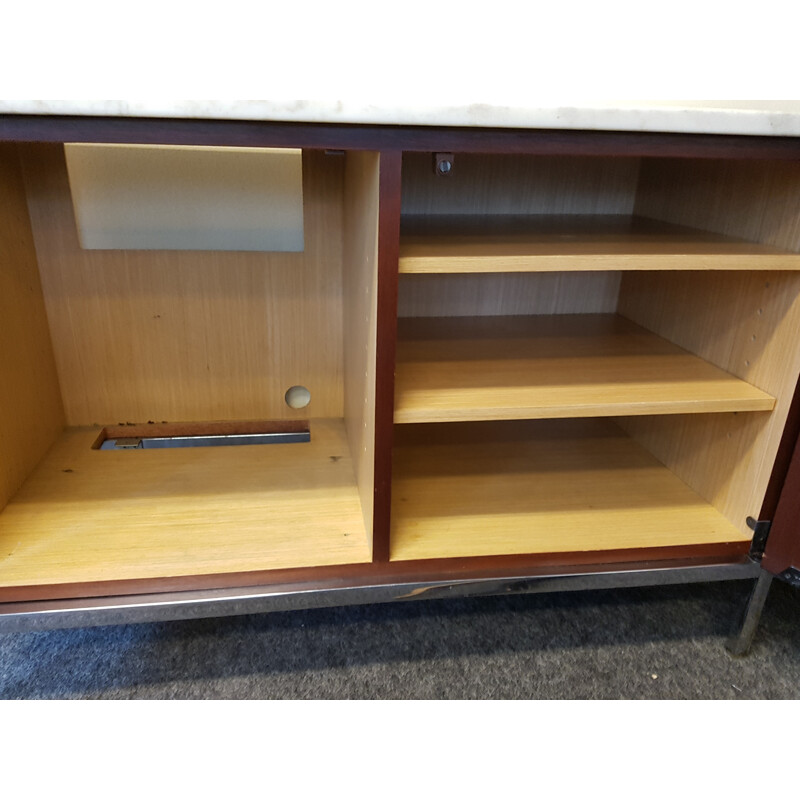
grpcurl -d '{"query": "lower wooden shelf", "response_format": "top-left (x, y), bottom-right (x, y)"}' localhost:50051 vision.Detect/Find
top-left (390, 418), bottom-right (750, 561)
top-left (0, 419), bottom-right (371, 589)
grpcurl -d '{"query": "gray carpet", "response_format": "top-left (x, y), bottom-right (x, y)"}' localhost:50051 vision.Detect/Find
top-left (1, 578), bottom-right (799, 699)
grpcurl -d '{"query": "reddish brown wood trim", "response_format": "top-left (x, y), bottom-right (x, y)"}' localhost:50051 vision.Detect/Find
top-left (0, 540), bottom-right (750, 604)
top-left (758, 365), bottom-right (800, 575)
top-left (3, 115), bottom-right (800, 160)
top-left (760, 371), bottom-right (800, 521)
top-left (371, 151), bottom-right (403, 562)
top-left (762, 429), bottom-right (800, 576)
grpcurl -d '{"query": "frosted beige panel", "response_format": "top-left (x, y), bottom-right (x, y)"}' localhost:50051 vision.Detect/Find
top-left (65, 144), bottom-right (304, 252)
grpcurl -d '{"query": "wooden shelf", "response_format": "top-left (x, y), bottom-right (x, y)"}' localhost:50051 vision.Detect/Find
top-left (0, 419), bottom-right (370, 589)
top-left (394, 314), bottom-right (775, 424)
top-left (390, 419), bottom-right (751, 561)
top-left (399, 215), bottom-right (800, 273)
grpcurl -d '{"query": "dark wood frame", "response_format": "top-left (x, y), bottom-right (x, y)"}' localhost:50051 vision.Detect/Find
top-left (3, 114), bottom-right (800, 159)
top-left (1, 113), bottom-right (800, 606)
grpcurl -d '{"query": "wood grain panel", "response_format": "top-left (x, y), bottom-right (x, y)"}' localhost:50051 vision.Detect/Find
top-left (0, 143), bottom-right (65, 511)
top-left (0, 420), bottom-right (370, 588)
top-left (401, 154), bottom-right (641, 217)
top-left (618, 271), bottom-right (800, 534)
top-left (398, 271), bottom-right (621, 318)
top-left (398, 215), bottom-right (800, 273)
top-left (394, 314), bottom-right (774, 423)
top-left (20, 144), bottom-right (344, 426)
top-left (343, 152), bottom-right (380, 550)
top-left (391, 419), bottom-right (748, 561)
top-left (635, 158), bottom-right (800, 252)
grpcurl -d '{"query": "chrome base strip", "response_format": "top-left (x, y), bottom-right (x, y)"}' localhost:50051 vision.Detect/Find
top-left (0, 560), bottom-right (761, 633)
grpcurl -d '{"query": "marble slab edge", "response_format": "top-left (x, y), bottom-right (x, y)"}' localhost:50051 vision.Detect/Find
top-left (1, 100), bottom-right (800, 137)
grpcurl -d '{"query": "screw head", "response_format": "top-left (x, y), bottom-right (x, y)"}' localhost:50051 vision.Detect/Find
top-left (437, 159), bottom-right (452, 175)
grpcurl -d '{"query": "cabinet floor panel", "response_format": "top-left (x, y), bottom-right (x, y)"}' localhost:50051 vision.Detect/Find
top-left (0, 419), bottom-right (370, 588)
top-left (395, 314), bottom-right (775, 423)
top-left (399, 214), bottom-right (800, 273)
top-left (390, 419), bottom-right (750, 561)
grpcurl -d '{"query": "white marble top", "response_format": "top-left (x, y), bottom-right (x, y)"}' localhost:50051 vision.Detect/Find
top-left (2, 101), bottom-right (800, 137)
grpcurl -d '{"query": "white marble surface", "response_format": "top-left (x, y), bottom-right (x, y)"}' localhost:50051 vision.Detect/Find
top-left (2, 100), bottom-right (800, 136)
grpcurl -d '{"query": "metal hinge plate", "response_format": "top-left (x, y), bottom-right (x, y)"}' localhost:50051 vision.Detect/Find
top-left (777, 567), bottom-right (800, 588)
top-left (746, 516), bottom-right (772, 560)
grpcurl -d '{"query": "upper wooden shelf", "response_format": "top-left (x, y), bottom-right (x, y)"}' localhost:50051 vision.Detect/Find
top-left (394, 314), bottom-right (775, 424)
top-left (398, 215), bottom-right (800, 273)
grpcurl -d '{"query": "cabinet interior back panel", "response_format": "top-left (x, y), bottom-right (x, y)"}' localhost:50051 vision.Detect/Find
top-left (401, 153), bottom-right (641, 217)
top-left (399, 271), bottom-right (621, 317)
top-left (20, 145), bottom-right (345, 426)
top-left (635, 158), bottom-right (800, 252)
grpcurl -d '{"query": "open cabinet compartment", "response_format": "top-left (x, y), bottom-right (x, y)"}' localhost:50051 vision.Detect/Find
top-left (0, 143), bottom-right (382, 597)
top-left (390, 151), bottom-right (800, 562)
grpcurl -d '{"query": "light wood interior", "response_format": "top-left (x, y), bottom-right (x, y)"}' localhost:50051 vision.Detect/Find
top-left (19, 144), bottom-right (345, 426)
top-left (343, 152), bottom-right (380, 550)
top-left (618, 271), bottom-right (800, 536)
top-left (394, 314), bottom-right (775, 424)
top-left (3, 142), bottom-right (800, 586)
top-left (0, 144), bottom-right (384, 589)
top-left (391, 419), bottom-right (750, 561)
top-left (614, 157), bottom-right (800, 536)
top-left (0, 144), bottom-right (65, 513)
top-left (0, 420), bottom-right (370, 589)
top-left (393, 152), bottom-right (800, 557)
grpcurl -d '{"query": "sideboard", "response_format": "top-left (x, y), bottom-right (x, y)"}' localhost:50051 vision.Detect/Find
top-left (1, 106), bottom-right (798, 651)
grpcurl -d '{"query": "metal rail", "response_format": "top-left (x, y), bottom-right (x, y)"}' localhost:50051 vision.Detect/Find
top-left (0, 559), bottom-right (761, 633)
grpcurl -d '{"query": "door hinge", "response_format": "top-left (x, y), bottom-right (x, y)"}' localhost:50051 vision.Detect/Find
top-left (746, 516), bottom-right (772, 560)
top-left (777, 567), bottom-right (800, 588)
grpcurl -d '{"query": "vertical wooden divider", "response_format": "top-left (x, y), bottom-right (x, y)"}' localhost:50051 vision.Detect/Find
top-left (371, 151), bottom-right (403, 562)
